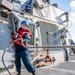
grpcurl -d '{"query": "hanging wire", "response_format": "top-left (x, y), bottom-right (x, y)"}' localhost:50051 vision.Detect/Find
top-left (36, 7), bottom-right (48, 17)
top-left (35, 0), bottom-right (48, 18)
top-left (67, 9), bottom-right (73, 29)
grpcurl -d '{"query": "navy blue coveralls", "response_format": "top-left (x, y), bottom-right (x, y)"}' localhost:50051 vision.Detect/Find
top-left (14, 28), bottom-right (35, 74)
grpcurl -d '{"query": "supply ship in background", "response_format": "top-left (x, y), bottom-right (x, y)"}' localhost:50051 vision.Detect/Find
top-left (0, 0), bottom-right (75, 72)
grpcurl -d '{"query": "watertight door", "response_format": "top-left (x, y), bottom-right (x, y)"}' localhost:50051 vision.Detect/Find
top-left (0, 23), bottom-right (13, 52)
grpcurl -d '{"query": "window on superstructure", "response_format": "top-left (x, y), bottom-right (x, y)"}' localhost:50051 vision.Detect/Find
top-left (28, 24), bottom-right (34, 45)
top-left (14, 17), bottom-right (18, 32)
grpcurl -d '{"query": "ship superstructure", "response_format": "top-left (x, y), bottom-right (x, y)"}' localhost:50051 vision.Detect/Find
top-left (0, 0), bottom-right (70, 68)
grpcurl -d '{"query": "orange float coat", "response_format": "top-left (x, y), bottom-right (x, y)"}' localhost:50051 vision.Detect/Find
top-left (13, 28), bottom-right (32, 46)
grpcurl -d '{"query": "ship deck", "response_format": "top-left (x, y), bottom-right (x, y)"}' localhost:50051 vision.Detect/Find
top-left (1, 60), bottom-right (75, 75)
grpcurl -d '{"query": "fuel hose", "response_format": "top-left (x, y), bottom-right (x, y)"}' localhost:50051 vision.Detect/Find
top-left (2, 44), bottom-right (13, 75)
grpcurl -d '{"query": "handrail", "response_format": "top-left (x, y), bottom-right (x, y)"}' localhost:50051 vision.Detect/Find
top-left (27, 45), bottom-right (75, 48)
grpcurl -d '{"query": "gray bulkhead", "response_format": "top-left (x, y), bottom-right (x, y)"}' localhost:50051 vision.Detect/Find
top-left (0, 6), bottom-right (14, 68)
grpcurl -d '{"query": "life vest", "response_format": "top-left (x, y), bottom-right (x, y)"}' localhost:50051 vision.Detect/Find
top-left (45, 49), bottom-right (51, 62)
top-left (46, 55), bottom-right (51, 62)
top-left (13, 28), bottom-right (32, 46)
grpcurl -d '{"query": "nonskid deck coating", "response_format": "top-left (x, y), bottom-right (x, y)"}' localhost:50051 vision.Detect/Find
top-left (1, 61), bottom-right (75, 75)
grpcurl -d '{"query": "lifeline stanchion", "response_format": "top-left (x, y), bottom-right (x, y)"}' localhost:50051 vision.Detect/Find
top-left (2, 44), bottom-right (13, 75)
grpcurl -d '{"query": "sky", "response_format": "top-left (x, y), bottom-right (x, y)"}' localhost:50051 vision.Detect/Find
top-left (50, 0), bottom-right (75, 42)
top-left (50, 0), bottom-right (71, 11)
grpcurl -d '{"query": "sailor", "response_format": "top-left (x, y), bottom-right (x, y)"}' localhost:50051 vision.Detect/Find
top-left (11, 20), bottom-right (35, 75)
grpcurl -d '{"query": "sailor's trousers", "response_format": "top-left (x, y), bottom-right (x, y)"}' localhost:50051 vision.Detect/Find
top-left (15, 44), bottom-right (35, 73)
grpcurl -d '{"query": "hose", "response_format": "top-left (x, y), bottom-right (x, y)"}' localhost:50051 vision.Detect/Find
top-left (2, 44), bottom-right (13, 75)
top-left (1, 38), bottom-right (24, 75)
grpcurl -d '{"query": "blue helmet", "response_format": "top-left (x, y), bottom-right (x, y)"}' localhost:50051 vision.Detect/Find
top-left (21, 20), bottom-right (29, 27)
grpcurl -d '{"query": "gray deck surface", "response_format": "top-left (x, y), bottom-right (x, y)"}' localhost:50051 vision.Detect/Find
top-left (2, 61), bottom-right (75, 75)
